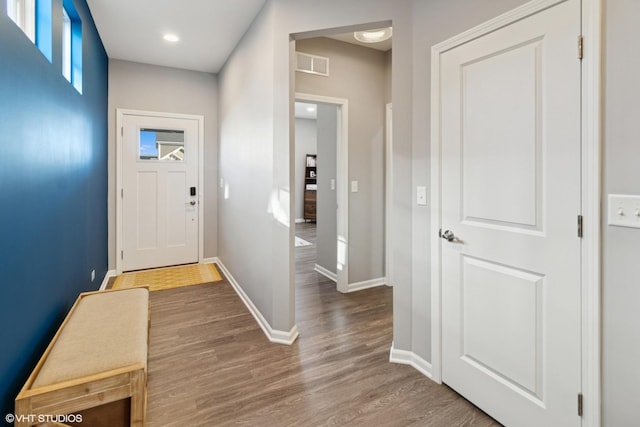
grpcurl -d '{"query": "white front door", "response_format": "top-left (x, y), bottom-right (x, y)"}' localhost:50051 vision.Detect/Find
top-left (121, 113), bottom-right (200, 272)
top-left (439, 1), bottom-right (581, 426)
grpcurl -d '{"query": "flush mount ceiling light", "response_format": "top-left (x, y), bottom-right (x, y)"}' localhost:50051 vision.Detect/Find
top-left (353, 27), bottom-right (392, 44)
top-left (163, 33), bottom-right (180, 42)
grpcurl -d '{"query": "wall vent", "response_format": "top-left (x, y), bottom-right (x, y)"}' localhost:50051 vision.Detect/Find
top-left (296, 52), bottom-right (329, 77)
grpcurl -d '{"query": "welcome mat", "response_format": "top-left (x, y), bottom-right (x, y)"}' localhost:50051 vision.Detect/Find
top-left (295, 236), bottom-right (312, 247)
top-left (113, 263), bottom-right (222, 292)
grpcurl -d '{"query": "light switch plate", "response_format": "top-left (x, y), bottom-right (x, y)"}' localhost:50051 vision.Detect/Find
top-left (330, 179), bottom-right (336, 190)
top-left (351, 180), bottom-right (358, 193)
top-left (608, 194), bottom-right (640, 228)
top-left (417, 186), bottom-right (427, 206)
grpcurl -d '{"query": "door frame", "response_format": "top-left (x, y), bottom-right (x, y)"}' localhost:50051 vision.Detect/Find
top-left (294, 93), bottom-right (350, 293)
top-left (115, 109), bottom-right (205, 275)
top-left (385, 103), bottom-right (393, 287)
top-left (429, 0), bottom-right (602, 425)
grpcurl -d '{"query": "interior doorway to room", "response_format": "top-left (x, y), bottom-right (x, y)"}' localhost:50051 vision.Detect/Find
top-left (294, 97), bottom-right (346, 290)
top-left (116, 110), bottom-right (204, 274)
top-left (292, 24), bottom-right (393, 305)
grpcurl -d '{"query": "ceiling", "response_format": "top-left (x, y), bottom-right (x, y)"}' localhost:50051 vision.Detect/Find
top-left (85, 0), bottom-right (267, 73)
top-left (85, 1), bottom-right (390, 74)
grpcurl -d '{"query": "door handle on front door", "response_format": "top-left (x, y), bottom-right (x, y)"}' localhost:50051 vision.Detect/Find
top-left (186, 200), bottom-right (196, 206)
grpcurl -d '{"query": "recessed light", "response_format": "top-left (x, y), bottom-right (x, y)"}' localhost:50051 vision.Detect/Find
top-left (163, 33), bottom-right (180, 43)
top-left (354, 27), bottom-right (392, 44)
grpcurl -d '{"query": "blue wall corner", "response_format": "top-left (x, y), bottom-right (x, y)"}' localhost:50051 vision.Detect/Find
top-left (0, 0), bottom-right (108, 418)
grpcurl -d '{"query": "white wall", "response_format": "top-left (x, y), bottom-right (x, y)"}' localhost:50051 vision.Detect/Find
top-left (602, 1), bottom-right (640, 425)
top-left (107, 59), bottom-right (219, 269)
top-left (294, 118), bottom-right (317, 221)
top-left (315, 103), bottom-right (338, 275)
top-left (296, 37), bottom-right (386, 284)
top-left (384, 50), bottom-right (392, 104)
top-left (218, 2), bottom-right (283, 330)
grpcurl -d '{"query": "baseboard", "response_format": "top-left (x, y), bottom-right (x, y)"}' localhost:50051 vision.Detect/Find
top-left (99, 270), bottom-right (116, 291)
top-left (216, 259), bottom-right (299, 345)
top-left (202, 257), bottom-right (219, 265)
top-left (314, 264), bottom-right (337, 282)
top-left (295, 218), bottom-right (306, 224)
top-left (269, 326), bottom-right (300, 344)
top-left (389, 342), bottom-right (433, 379)
top-left (347, 277), bottom-right (386, 293)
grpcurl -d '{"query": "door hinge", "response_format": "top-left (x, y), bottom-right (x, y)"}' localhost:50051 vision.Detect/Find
top-left (121, 188), bottom-right (123, 198)
top-left (578, 215), bottom-right (584, 238)
top-left (121, 127), bottom-right (124, 137)
top-left (578, 35), bottom-right (584, 60)
top-left (121, 250), bottom-right (123, 260)
top-left (578, 393), bottom-right (583, 416)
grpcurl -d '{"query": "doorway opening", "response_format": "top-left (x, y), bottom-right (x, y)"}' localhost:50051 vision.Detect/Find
top-left (294, 95), bottom-right (348, 291)
top-left (291, 24), bottom-right (393, 337)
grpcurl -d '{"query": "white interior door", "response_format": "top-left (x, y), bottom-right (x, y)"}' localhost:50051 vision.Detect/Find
top-left (121, 114), bottom-right (199, 272)
top-left (439, 1), bottom-right (581, 426)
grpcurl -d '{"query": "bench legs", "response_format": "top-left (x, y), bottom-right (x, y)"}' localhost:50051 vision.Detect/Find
top-left (130, 368), bottom-right (146, 427)
top-left (14, 366), bottom-right (146, 427)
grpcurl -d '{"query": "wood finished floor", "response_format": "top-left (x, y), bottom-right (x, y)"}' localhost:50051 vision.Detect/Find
top-left (145, 223), bottom-right (501, 426)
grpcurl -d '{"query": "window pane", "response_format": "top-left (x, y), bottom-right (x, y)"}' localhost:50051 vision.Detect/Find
top-left (7, 0), bottom-right (35, 42)
top-left (62, 7), bottom-right (71, 82)
top-left (6, 0), bottom-right (18, 22)
top-left (139, 129), bottom-right (185, 161)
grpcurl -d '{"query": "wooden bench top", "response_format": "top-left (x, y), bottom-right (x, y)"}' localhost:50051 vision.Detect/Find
top-left (30, 288), bottom-right (149, 389)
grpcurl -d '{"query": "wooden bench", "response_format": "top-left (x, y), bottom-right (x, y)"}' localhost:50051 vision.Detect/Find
top-left (15, 287), bottom-right (150, 427)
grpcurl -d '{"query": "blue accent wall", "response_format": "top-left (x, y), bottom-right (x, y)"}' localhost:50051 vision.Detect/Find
top-left (0, 0), bottom-right (108, 418)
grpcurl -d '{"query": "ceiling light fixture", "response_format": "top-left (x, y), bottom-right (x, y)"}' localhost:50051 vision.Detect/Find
top-left (353, 27), bottom-right (392, 44)
top-left (306, 106), bottom-right (316, 113)
top-left (163, 33), bottom-right (180, 43)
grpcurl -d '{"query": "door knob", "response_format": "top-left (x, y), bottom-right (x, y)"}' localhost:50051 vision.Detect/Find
top-left (186, 200), bottom-right (196, 206)
top-left (440, 229), bottom-right (456, 242)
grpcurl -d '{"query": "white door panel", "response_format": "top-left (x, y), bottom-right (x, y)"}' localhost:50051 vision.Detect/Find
top-left (166, 171), bottom-right (188, 247)
top-left (135, 171), bottom-right (159, 250)
top-left (462, 40), bottom-right (541, 229)
top-left (440, 1), bottom-right (581, 426)
top-left (122, 115), bottom-right (199, 271)
top-left (461, 256), bottom-right (544, 399)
